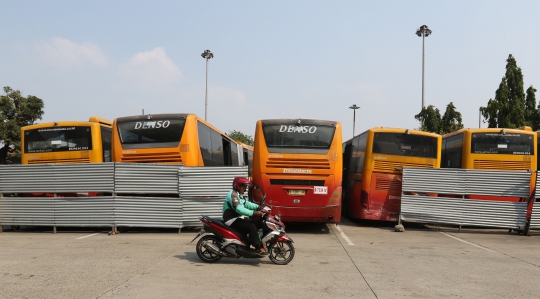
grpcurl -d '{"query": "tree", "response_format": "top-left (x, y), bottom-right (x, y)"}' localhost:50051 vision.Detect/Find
top-left (440, 102), bottom-right (464, 134)
top-left (480, 54), bottom-right (535, 128)
top-left (226, 130), bottom-right (254, 146)
top-left (0, 86), bottom-right (44, 164)
top-left (414, 105), bottom-right (442, 133)
top-left (525, 86), bottom-right (539, 130)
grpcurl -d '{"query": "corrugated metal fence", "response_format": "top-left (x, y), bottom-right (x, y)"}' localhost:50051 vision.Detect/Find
top-left (529, 174), bottom-right (540, 230)
top-left (401, 168), bottom-right (533, 231)
top-left (0, 163), bottom-right (247, 230)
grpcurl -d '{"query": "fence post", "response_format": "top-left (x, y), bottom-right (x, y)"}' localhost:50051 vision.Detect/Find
top-left (0, 193), bottom-right (3, 233)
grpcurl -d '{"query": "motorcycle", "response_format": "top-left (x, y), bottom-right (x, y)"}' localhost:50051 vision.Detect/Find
top-left (190, 195), bottom-right (295, 265)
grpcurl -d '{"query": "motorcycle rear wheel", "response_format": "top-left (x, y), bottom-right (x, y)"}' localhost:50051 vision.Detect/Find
top-left (268, 241), bottom-right (295, 265)
top-left (196, 235), bottom-right (222, 263)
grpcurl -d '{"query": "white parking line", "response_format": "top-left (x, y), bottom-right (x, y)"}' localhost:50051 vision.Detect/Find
top-left (334, 224), bottom-right (354, 245)
top-left (76, 233), bottom-right (100, 240)
top-left (439, 231), bottom-right (496, 252)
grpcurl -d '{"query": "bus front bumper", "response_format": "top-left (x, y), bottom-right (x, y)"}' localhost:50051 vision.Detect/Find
top-left (270, 205), bottom-right (341, 223)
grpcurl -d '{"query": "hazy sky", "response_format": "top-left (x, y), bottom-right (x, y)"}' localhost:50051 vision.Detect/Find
top-left (2, 1), bottom-right (540, 140)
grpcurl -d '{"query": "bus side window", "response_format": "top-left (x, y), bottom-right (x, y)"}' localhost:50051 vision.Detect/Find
top-left (197, 122), bottom-right (213, 166)
top-left (101, 126), bottom-right (112, 162)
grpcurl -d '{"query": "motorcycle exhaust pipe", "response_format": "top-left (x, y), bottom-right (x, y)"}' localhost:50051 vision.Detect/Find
top-left (203, 243), bottom-right (224, 256)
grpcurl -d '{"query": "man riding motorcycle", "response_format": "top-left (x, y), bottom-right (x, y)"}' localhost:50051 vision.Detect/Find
top-left (222, 177), bottom-right (268, 255)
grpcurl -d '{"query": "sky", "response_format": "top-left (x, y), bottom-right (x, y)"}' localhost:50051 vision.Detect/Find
top-left (2, 1), bottom-right (540, 141)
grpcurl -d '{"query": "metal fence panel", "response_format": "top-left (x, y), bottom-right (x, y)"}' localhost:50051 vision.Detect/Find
top-left (54, 196), bottom-right (114, 227)
top-left (114, 196), bottom-right (182, 228)
top-left (181, 197), bottom-right (223, 227)
top-left (402, 168), bottom-right (465, 194)
top-left (114, 163), bottom-right (180, 194)
top-left (401, 195), bottom-right (528, 229)
top-left (0, 163), bottom-right (115, 193)
top-left (464, 170), bottom-right (532, 197)
top-left (0, 197), bottom-right (56, 226)
top-left (179, 166), bottom-right (248, 197)
top-left (531, 205), bottom-right (540, 229)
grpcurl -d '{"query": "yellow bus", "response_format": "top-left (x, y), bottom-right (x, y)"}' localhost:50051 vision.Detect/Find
top-left (442, 127), bottom-right (536, 201)
top-left (239, 142), bottom-right (254, 175)
top-left (342, 127), bottom-right (441, 221)
top-left (251, 118), bottom-right (343, 223)
top-left (21, 116), bottom-right (112, 164)
top-left (112, 113), bottom-right (251, 166)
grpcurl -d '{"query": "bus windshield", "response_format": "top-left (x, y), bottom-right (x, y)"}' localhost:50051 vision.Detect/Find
top-left (373, 132), bottom-right (438, 158)
top-left (24, 126), bottom-right (92, 153)
top-left (471, 133), bottom-right (534, 155)
top-left (262, 124), bottom-right (336, 154)
top-left (117, 118), bottom-right (186, 148)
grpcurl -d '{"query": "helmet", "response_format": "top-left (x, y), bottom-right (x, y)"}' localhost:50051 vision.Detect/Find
top-left (232, 177), bottom-right (250, 192)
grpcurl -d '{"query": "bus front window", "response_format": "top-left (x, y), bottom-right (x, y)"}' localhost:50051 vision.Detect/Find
top-left (471, 133), bottom-right (534, 155)
top-left (24, 126), bottom-right (92, 153)
top-left (262, 124), bottom-right (336, 154)
top-left (117, 118), bottom-right (186, 149)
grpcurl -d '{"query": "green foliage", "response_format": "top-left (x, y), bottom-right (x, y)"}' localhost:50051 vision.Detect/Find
top-left (440, 102), bottom-right (464, 134)
top-left (480, 54), bottom-right (536, 128)
top-left (226, 130), bottom-right (254, 146)
top-left (414, 105), bottom-right (442, 133)
top-left (415, 103), bottom-right (464, 134)
top-left (0, 86), bottom-right (44, 164)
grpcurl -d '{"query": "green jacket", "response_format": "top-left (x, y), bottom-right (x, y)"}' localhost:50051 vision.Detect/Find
top-left (222, 189), bottom-right (259, 222)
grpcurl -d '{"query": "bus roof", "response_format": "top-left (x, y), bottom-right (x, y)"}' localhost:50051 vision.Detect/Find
top-left (22, 117), bottom-right (112, 130)
top-left (443, 127), bottom-right (536, 138)
top-left (88, 116), bottom-right (112, 126)
top-left (258, 119), bottom-right (340, 126)
top-left (343, 127), bottom-right (441, 144)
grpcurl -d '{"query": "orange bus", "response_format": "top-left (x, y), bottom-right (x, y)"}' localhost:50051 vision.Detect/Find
top-left (112, 113), bottom-right (251, 166)
top-left (342, 127), bottom-right (441, 221)
top-left (442, 127), bottom-right (536, 201)
top-left (21, 116), bottom-right (112, 164)
top-left (251, 119), bottom-right (343, 223)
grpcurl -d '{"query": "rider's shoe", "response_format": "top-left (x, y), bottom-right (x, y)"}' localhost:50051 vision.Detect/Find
top-left (255, 247), bottom-right (269, 256)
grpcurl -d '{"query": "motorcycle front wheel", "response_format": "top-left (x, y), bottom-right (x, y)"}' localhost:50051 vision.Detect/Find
top-left (196, 235), bottom-right (222, 263)
top-left (268, 241), bottom-right (295, 265)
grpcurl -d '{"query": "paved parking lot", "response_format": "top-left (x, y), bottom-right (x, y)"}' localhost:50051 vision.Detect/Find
top-left (1, 219), bottom-right (539, 299)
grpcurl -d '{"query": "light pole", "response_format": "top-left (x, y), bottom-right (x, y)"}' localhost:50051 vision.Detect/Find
top-left (349, 104), bottom-right (360, 137)
top-left (416, 25), bottom-right (432, 110)
top-left (201, 49), bottom-right (214, 121)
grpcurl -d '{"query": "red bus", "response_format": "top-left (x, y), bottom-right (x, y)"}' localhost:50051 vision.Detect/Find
top-left (251, 119), bottom-right (343, 223)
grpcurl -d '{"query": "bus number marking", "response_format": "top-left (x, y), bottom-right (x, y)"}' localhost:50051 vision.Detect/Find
top-left (279, 125), bottom-right (317, 133)
top-left (314, 186), bottom-right (328, 194)
top-left (283, 169), bottom-right (312, 174)
top-left (134, 120), bottom-right (170, 129)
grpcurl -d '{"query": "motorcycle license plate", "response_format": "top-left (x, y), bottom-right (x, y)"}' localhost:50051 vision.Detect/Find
top-left (288, 189), bottom-right (305, 196)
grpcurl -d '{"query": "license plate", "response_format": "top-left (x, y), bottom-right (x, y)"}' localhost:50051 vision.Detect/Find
top-left (288, 189), bottom-right (305, 196)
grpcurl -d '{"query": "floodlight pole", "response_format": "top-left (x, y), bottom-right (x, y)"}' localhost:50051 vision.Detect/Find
top-left (201, 49), bottom-right (214, 121)
top-left (416, 25), bottom-right (432, 110)
top-left (349, 104), bottom-right (360, 137)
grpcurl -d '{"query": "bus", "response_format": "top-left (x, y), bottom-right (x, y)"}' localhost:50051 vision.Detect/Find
top-left (112, 113), bottom-right (252, 167)
top-left (21, 116), bottom-right (112, 164)
top-left (342, 127), bottom-right (441, 221)
top-left (239, 142), bottom-right (254, 175)
top-left (442, 127), bottom-right (536, 201)
top-left (251, 118), bottom-right (343, 223)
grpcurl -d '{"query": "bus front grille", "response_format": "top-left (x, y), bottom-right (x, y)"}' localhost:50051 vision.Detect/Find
top-left (375, 175), bottom-right (402, 191)
top-left (121, 152), bottom-right (183, 163)
top-left (374, 160), bottom-right (434, 172)
top-left (266, 157), bottom-right (330, 170)
top-left (473, 160), bottom-right (532, 171)
top-left (28, 158), bottom-right (91, 164)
